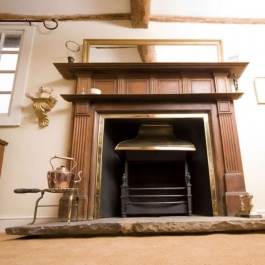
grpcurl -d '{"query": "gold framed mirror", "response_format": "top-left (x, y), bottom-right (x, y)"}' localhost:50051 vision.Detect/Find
top-left (82, 39), bottom-right (223, 63)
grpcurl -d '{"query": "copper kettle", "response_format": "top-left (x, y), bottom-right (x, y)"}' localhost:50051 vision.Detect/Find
top-left (47, 155), bottom-right (82, 189)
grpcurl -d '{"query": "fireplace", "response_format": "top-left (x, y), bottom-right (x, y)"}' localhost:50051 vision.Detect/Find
top-left (99, 116), bottom-right (213, 219)
top-left (115, 123), bottom-right (196, 217)
top-left (55, 62), bottom-right (249, 221)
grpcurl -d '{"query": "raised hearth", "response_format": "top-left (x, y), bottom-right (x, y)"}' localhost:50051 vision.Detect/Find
top-left (5, 216), bottom-right (265, 236)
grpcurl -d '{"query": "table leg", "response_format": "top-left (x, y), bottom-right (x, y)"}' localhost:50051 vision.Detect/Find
top-left (67, 190), bottom-right (74, 224)
top-left (28, 190), bottom-right (45, 225)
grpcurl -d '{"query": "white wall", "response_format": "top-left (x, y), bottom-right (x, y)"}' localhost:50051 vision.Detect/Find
top-left (1, 0), bottom-right (265, 19)
top-left (1, 20), bottom-right (265, 231)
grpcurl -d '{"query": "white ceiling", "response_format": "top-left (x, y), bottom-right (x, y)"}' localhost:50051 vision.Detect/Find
top-left (0, 0), bottom-right (265, 19)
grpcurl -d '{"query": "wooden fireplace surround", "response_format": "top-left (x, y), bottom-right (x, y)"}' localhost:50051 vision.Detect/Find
top-left (54, 62), bottom-right (249, 220)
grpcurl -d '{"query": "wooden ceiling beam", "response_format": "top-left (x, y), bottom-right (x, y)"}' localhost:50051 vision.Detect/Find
top-left (130, 0), bottom-right (151, 28)
top-left (2, 13), bottom-right (265, 25)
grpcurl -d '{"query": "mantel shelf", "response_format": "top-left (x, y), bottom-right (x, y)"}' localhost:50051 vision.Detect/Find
top-left (54, 62), bottom-right (249, 80)
top-left (61, 93), bottom-right (244, 104)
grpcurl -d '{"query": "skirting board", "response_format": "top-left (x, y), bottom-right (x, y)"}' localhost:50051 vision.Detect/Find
top-left (0, 216), bottom-right (58, 232)
top-left (256, 210), bottom-right (265, 217)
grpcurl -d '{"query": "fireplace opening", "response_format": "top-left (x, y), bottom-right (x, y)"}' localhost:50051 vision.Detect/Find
top-left (99, 116), bottom-right (214, 218)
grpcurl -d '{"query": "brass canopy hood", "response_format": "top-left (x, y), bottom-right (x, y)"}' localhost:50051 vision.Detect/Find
top-left (115, 124), bottom-right (196, 151)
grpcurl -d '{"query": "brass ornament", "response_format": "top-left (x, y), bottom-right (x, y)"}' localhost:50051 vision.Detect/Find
top-left (235, 194), bottom-right (262, 218)
top-left (26, 86), bottom-right (57, 127)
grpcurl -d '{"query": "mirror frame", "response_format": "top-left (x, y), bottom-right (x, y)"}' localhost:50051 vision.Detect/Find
top-left (82, 39), bottom-right (224, 63)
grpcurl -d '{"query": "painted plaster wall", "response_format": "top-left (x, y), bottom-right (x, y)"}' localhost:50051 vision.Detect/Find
top-left (0, 20), bottom-right (265, 231)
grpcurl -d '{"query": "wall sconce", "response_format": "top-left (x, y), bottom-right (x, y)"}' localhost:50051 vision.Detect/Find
top-left (26, 87), bottom-right (57, 127)
top-left (65, 41), bottom-right (80, 63)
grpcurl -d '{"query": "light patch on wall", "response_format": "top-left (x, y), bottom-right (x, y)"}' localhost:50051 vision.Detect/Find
top-left (155, 45), bottom-right (219, 62)
top-left (254, 77), bottom-right (265, 104)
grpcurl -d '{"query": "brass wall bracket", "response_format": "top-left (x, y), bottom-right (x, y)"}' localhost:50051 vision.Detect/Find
top-left (26, 87), bottom-right (57, 127)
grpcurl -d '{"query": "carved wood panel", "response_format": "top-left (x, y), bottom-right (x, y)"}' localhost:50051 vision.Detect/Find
top-left (157, 79), bottom-right (182, 94)
top-left (125, 79), bottom-right (150, 94)
top-left (191, 80), bottom-right (214, 93)
top-left (217, 101), bottom-right (242, 173)
top-left (92, 80), bottom-right (118, 94)
top-left (76, 76), bottom-right (91, 94)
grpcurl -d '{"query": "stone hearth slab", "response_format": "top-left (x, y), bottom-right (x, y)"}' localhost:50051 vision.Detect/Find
top-left (5, 216), bottom-right (265, 237)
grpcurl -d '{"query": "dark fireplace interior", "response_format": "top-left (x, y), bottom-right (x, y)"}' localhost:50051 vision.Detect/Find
top-left (100, 117), bottom-right (214, 218)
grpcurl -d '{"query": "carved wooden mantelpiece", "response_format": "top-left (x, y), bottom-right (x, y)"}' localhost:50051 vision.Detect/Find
top-left (54, 62), bottom-right (249, 220)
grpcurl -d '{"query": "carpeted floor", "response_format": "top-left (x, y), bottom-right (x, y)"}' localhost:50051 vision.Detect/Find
top-left (0, 232), bottom-right (265, 265)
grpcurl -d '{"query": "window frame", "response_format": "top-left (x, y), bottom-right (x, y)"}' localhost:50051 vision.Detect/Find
top-left (0, 25), bottom-right (35, 126)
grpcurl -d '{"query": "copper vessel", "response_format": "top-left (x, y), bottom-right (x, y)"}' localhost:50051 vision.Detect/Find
top-left (47, 155), bottom-right (82, 188)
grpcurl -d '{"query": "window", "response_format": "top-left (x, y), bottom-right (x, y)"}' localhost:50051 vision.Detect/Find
top-left (0, 25), bottom-right (34, 126)
top-left (0, 32), bottom-right (21, 113)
